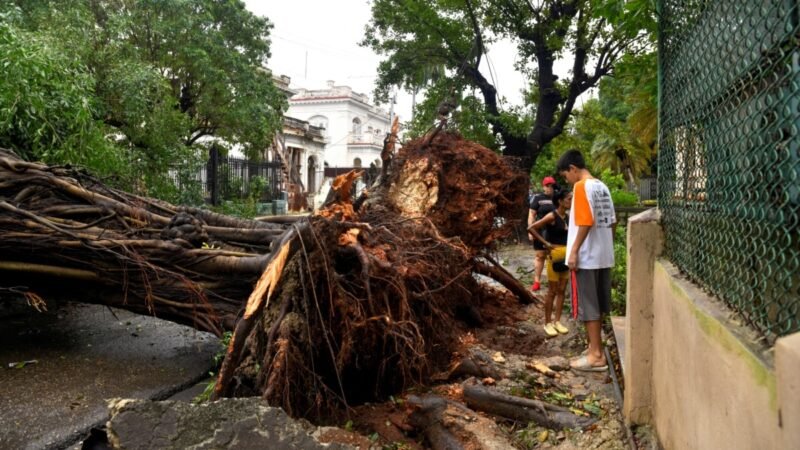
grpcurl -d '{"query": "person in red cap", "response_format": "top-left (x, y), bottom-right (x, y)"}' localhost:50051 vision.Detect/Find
top-left (528, 176), bottom-right (559, 291)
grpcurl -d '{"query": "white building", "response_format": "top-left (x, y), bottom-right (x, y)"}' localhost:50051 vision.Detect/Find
top-left (287, 81), bottom-right (392, 172)
top-left (268, 76), bottom-right (327, 211)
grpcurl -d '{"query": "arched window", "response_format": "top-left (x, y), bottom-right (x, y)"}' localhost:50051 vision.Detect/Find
top-left (353, 158), bottom-right (362, 168)
top-left (352, 118), bottom-right (362, 136)
top-left (375, 129), bottom-right (382, 135)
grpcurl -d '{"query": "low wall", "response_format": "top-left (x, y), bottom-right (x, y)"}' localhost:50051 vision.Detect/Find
top-left (623, 210), bottom-right (800, 449)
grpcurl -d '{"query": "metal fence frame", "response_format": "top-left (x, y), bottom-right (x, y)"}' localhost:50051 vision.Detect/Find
top-left (205, 148), bottom-right (283, 205)
top-left (657, 0), bottom-right (800, 342)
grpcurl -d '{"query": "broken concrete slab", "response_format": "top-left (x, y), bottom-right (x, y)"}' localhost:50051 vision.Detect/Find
top-left (107, 397), bottom-right (356, 449)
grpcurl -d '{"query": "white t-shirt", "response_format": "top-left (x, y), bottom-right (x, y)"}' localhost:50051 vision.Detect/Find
top-left (566, 178), bottom-right (616, 269)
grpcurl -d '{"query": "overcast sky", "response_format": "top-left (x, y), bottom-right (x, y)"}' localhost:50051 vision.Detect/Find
top-left (243, 0), bottom-right (584, 123)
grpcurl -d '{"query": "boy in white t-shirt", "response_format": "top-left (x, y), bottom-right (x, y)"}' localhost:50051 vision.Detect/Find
top-left (556, 149), bottom-right (617, 372)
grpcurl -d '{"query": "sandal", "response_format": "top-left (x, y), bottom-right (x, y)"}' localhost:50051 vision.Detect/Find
top-left (569, 355), bottom-right (608, 372)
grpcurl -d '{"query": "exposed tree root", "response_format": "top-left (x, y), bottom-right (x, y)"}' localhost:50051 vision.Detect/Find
top-left (211, 132), bottom-right (536, 420)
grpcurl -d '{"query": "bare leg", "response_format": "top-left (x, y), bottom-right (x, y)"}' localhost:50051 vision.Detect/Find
top-left (533, 250), bottom-right (546, 284)
top-left (543, 287), bottom-right (555, 323)
top-left (584, 319), bottom-right (606, 366)
top-left (553, 278), bottom-right (568, 322)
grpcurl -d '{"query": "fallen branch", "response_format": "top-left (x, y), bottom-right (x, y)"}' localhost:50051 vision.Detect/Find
top-left (407, 395), bottom-right (467, 450)
top-left (474, 260), bottom-right (538, 305)
top-left (462, 384), bottom-right (597, 430)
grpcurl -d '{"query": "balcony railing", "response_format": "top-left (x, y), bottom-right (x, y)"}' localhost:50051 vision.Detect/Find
top-left (284, 117), bottom-right (326, 140)
top-left (348, 133), bottom-right (384, 146)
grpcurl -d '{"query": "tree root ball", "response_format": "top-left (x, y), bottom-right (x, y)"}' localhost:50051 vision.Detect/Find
top-left (218, 132), bottom-right (531, 421)
top-left (373, 132), bottom-right (528, 249)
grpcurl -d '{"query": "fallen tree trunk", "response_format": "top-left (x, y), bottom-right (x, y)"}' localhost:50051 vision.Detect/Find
top-left (0, 148), bottom-right (287, 334)
top-left (1, 131), bottom-right (536, 422)
top-left (463, 384), bottom-right (597, 430)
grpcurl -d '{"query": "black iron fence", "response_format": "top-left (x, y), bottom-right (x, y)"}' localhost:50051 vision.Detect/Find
top-left (206, 147), bottom-right (283, 205)
top-left (638, 177), bottom-right (657, 201)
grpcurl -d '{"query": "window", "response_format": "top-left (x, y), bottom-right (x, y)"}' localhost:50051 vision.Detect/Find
top-left (352, 118), bottom-right (362, 135)
top-left (353, 158), bottom-right (362, 168)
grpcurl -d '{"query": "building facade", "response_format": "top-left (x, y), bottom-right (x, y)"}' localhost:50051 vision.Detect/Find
top-left (287, 81), bottom-right (391, 172)
top-left (268, 75), bottom-right (326, 211)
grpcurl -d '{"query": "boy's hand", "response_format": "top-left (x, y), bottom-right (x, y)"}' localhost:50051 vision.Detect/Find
top-left (567, 251), bottom-right (578, 271)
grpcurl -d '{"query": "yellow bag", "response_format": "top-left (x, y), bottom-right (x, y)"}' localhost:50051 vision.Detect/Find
top-left (549, 246), bottom-right (568, 272)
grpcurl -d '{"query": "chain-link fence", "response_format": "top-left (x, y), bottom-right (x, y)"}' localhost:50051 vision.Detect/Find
top-left (658, 0), bottom-right (800, 343)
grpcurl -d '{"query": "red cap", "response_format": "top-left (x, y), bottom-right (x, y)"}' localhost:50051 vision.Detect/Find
top-left (542, 176), bottom-right (556, 187)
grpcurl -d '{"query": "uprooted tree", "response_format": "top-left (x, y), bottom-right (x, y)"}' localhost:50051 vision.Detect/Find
top-left (0, 131), bottom-right (594, 439)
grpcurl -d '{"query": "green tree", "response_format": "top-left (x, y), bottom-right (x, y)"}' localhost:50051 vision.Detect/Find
top-left (541, 49), bottom-right (657, 188)
top-left (0, 1), bottom-right (286, 198)
top-left (0, 11), bottom-right (123, 174)
top-left (363, 0), bottom-right (655, 173)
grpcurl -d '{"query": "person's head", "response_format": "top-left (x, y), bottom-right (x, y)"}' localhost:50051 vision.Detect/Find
top-left (542, 176), bottom-right (557, 195)
top-left (553, 189), bottom-right (572, 210)
top-left (556, 149), bottom-right (587, 185)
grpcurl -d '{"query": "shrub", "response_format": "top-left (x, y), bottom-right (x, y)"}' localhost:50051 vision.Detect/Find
top-left (599, 169), bottom-right (639, 207)
top-left (610, 225), bottom-right (627, 316)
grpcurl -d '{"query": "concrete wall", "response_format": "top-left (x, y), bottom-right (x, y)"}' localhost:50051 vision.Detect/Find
top-left (624, 209), bottom-right (800, 450)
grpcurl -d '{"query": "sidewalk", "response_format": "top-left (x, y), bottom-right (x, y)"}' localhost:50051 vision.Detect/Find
top-left (491, 243), bottom-right (628, 449)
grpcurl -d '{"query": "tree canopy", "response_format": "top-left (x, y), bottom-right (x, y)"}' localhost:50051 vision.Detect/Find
top-left (0, 0), bottom-right (285, 200)
top-left (363, 0), bottom-right (655, 173)
top-left (536, 49), bottom-right (657, 188)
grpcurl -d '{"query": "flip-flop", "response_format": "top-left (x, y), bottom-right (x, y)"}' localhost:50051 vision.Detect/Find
top-left (570, 355), bottom-right (608, 372)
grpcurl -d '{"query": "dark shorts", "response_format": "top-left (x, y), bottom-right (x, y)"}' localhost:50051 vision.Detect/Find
top-left (570, 268), bottom-right (612, 322)
top-left (533, 240), bottom-right (547, 250)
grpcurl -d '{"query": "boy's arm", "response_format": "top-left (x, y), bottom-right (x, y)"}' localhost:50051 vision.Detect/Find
top-left (528, 213), bottom-right (556, 248)
top-left (568, 226), bottom-right (591, 270)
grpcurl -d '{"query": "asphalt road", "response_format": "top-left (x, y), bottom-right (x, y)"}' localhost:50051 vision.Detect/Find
top-left (0, 299), bottom-right (219, 450)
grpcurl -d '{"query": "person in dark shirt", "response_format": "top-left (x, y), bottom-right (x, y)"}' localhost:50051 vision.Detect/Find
top-left (528, 189), bottom-right (572, 337)
top-left (528, 176), bottom-right (558, 291)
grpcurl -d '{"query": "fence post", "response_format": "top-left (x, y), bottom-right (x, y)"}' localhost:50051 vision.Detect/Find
top-left (209, 146), bottom-right (220, 206)
top-left (623, 208), bottom-right (663, 425)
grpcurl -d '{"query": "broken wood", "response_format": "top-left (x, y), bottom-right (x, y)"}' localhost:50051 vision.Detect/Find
top-left (462, 384), bottom-right (597, 430)
top-left (474, 260), bottom-right (538, 305)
